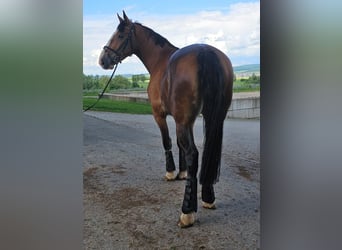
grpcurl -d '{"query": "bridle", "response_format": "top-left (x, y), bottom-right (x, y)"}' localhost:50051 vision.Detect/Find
top-left (83, 23), bottom-right (136, 112)
top-left (103, 23), bottom-right (135, 64)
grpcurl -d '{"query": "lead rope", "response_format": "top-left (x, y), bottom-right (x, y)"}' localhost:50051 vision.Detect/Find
top-left (83, 63), bottom-right (119, 112)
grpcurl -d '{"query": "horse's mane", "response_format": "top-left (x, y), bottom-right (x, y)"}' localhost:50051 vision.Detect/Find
top-left (135, 22), bottom-right (178, 49)
top-left (117, 19), bottom-right (178, 49)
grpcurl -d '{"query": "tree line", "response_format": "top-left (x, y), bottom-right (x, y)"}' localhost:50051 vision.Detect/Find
top-left (83, 74), bottom-right (147, 90)
top-left (83, 73), bottom-right (260, 91)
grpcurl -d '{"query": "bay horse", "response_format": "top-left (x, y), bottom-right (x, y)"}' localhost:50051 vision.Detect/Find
top-left (99, 11), bottom-right (233, 228)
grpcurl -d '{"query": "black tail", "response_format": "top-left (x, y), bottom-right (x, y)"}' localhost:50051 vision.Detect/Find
top-left (198, 49), bottom-right (228, 186)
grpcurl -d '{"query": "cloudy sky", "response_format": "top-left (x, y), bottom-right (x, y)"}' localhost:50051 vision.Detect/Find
top-left (83, 0), bottom-right (260, 75)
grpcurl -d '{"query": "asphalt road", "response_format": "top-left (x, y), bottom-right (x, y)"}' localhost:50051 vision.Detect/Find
top-left (83, 111), bottom-right (260, 249)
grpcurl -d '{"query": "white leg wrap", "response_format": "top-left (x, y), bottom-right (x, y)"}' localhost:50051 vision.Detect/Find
top-left (178, 212), bottom-right (195, 228)
top-left (202, 201), bottom-right (216, 209)
top-left (177, 170), bottom-right (187, 180)
top-left (164, 171), bottom-right (176, 181)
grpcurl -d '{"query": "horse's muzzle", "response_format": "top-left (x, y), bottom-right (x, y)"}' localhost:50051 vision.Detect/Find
top-left (99, 52), bottom-right (116, 70)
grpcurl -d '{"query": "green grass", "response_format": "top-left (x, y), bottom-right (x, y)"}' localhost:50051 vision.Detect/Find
top-left (83, 97), bottom-right (152, 114)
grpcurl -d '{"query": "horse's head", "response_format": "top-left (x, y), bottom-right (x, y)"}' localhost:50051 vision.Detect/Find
top-left (99, 11), bottom-right (136, 69)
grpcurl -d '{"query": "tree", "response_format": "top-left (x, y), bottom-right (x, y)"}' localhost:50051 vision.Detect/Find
top-left (132, 74), bottom-right (140, 88)
top-left (99, 75), bottom-right (110, 89)
top-left (138, 74), bottom-right (146, 82)
top-left (110, 75), bottom-right (131, 89)
top-left (246, 73), bottom-right (260, 84)
top-left (83, 74), bottom-right (100, 90)
top-left (83, 74), bottom-right (136, 90)
top-left (132, 74), bottom-right (147, 88)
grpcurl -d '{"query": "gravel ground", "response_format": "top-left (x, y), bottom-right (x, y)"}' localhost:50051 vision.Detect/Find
top-left (83, 112), bottom-right (260, 249)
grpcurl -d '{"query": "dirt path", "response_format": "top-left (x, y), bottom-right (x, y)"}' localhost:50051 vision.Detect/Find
top-left (83, 112), bottom-right (260, 249)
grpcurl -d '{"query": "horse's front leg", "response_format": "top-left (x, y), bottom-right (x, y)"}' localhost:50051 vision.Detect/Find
top-left (153, 114), bottom-right (177, 180)
top-left (177, 138), bottom-right (188, 180)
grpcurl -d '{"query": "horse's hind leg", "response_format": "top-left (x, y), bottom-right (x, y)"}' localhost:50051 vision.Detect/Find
top-left (202, 185), bottom-right (216, 209)
top-left (176, 123), bottom-right (198, 228)
top-left (153, 115), bottom-right (177, 180)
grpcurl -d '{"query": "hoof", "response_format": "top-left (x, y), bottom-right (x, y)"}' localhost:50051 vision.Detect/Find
top-left (177, 212), bottom-right (195, 228)
top-left (176, 171), bottom-right (187, 180)
top-left (164, 171), bottom-right (176, 181)
top-left (202, 201), bottom-right (216, 209)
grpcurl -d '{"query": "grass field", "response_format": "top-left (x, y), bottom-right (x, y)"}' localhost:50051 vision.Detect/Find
top-left (83, 98), bottom-right (152, 114)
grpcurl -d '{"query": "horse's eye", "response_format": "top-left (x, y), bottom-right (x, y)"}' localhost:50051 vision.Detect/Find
top-left (118, 34), bottom-right (124, 39)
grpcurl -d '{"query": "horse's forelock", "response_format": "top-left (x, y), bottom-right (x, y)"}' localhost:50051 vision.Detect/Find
top-left (117, 21), bottom-right (126, 32)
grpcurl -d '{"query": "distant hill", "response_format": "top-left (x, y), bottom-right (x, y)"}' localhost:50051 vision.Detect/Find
top-left (233, 64), bottom-right (260, 78)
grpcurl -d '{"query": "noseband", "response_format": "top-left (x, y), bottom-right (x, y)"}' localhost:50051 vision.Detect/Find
top-left (103, 24), bottom-right (135, 64)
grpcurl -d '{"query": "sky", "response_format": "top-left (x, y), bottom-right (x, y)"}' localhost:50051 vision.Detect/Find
top-left (83, 0), bottom-right (260, 75)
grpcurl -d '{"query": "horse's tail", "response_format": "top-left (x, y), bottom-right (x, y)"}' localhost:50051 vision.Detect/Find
top-left (197, 48), bottom-right (231, 186)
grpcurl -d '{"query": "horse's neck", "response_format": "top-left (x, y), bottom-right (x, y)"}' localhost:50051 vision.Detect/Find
top-left (134, 27), bottom-right (177, 76)
top-left (135, 44), bottom-right (177, 76)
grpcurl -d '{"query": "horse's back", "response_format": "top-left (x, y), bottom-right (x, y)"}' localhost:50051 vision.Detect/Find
top-left (171, 43), bottom-right (221, 56)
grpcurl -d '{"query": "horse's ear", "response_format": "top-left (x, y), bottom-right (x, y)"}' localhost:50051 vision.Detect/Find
top-left (123, 10), bottom-right (129, 22)
top-left (117, 13), bottom-right (124, 23)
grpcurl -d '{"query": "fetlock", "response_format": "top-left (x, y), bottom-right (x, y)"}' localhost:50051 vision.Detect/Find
top-left (165, 150), bottom-right (176, 172)
top-left (202, 185), bottom-right (215, 204)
